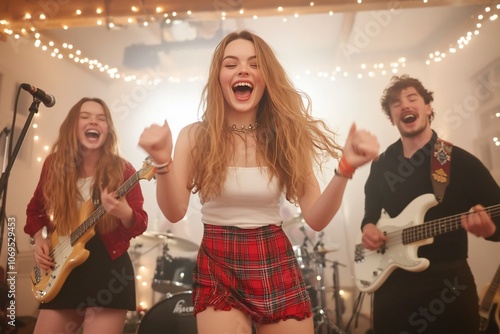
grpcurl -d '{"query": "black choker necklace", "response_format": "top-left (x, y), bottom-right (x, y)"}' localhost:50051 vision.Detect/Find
top-left (229, 123), bottom-right (259, 134)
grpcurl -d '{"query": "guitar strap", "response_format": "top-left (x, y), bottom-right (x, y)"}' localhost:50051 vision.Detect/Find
top-left (431, 138), bottom-right (453, 203)
top-left (92, 184), bottom-right (102, 207)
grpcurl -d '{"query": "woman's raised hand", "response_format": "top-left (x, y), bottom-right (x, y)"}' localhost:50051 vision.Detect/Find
top-left (342, 123), bottom-right (380, 169)
top-left (138, 120), bottom-right (173, 164)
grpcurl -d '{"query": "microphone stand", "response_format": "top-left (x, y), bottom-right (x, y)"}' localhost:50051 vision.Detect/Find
top-left (0, 99), bottom-right (41, 257)
top-left (0, 99), bottom-right (40, 198)
top-left (0, 128), bottom-right (13, 260)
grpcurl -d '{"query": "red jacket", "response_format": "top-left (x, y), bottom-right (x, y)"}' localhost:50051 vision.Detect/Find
top-left (25, 157), bottom-right (148, 260)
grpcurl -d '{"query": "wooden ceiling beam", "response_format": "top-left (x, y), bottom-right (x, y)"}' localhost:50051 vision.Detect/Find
top-left (1, 0), bottom-right (492, 31)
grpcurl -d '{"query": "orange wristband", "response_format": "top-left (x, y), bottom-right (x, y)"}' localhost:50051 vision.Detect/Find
top-left (337, 156), bottom-right (356, 179)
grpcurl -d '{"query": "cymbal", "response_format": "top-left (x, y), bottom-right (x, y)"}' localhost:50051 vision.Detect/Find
top-left (314, 244), bottom-right (340, 255)
top-left (134, 231), bottom-right (199, 252)
top-left (282, 214), bottom-right (305, 229)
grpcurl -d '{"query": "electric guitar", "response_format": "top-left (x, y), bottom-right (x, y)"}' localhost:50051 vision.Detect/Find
top-left (30, 157), bottom-right (156, 303)
top-left (353, 193), bottom-right (500, 293)
top-left (479, 263), bottom-right (500, 333)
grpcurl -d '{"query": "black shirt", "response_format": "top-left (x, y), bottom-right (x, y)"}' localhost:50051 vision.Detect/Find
top-left (362, 131), bottom-right (500, 264)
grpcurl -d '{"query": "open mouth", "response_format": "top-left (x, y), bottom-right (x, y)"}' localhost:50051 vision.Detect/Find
top-left (232, 82), bottom-right (253, 99)
top-left (402, 114), bottom-right (417, 124)
top-left (85, 129), bottom-right (101, 140)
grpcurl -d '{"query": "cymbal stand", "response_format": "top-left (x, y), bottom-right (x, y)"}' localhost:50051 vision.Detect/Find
top-left (331, 261), bottom-right (346, 331)
top-left (313, 249), bottom-right (329, 334)
top-left (161, 241), bottom-right (172, 260)
top-left (125, 243), bottom-right (150, 332)
top-left (310, 234), bottom-right (345, 334)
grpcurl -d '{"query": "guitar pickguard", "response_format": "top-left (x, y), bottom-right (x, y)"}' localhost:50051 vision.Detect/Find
top-left (354, 193), bottom-right (438, 292)
top-left (31, 234), bottom-right (90, 302)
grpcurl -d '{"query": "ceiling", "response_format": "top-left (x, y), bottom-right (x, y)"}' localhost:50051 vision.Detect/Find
top-left (1, 0), bottom-right (493, 30)
top-left (1, 0), bottom-right (497, 80)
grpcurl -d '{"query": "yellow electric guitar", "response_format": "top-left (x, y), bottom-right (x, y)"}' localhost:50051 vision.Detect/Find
top-left (479, 264), bottom-right (500, 333)
top-left (30, 157), bottom-right (156, 303)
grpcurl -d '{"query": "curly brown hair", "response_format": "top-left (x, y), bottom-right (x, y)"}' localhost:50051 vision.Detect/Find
top-left (380, 75), bottom-right (435, 122)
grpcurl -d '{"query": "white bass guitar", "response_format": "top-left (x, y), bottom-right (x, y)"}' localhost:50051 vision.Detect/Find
top-left (353, 193), bottom-right (500, 293)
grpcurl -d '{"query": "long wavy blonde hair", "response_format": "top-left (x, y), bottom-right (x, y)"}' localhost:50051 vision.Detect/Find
top-left (191, 30), bottom-right (342, 204)
top-left (42, 97), bottom-right (124, 235)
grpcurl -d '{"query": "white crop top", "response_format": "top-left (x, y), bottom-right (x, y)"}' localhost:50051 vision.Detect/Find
top-left (201, 167), bottom-right (283, 229)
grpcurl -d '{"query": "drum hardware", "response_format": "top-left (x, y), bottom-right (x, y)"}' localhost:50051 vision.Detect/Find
top-left (313, 233), bottom-right (344, 331)
top-left (312, 243), bottom-right (335, 334)
top-left (311, 254), bottom-right (346, 334)
top-left (293, 230), bottom-right (345, 334)
top-left (283, 213), bottom-right (306, 229)
top-left (126, 242), bottom-right (162, 334)
top-left (330, 260), bottom-right (346, 331)
top-left (299, 225), bottom-right (316, 247)
top-left (152, 256), bottom-right (196, 294)
top-left (140, 231), bottom-right (199, 252)
top-left (152, 241), bottom-right (196, 294)
top-left (126, 230), bottom-right (199, 332)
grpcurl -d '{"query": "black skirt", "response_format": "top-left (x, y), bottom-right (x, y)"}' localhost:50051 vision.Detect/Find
top-left (39, 234), bottom-right (136, 310)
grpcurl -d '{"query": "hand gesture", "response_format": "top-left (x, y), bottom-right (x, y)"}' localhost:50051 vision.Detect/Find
top-left (461, 205), bottom-right (497, 238)
top-left (361, 223), bottom-right (387, 250)
top-left (342, 123), bottom-right (379, 169)
top-left (33, 236), bottom-right (55, 272)
top-left (101, 188), bottom-right (133, 226)
top-left (138, 120), bottom-right (173, 165)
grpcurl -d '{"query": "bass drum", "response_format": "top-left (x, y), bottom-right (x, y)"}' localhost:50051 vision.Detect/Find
top-left (152, 257), bottom-right (196, 294)
top-left (137, 291), bottom-right (197, 334)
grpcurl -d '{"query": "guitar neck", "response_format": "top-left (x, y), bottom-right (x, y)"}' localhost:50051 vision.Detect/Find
top-left (480, 264), bottom-right (500, 313)
top-left (70, 172), bottom-right (141, 245)
top-left (402, 204), bottom-right (500, 244)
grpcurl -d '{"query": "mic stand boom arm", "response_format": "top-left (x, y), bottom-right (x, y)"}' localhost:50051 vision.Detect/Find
top-left (0, 99), bottom-right (40, 199)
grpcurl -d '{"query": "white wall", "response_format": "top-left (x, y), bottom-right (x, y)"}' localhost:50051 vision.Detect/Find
top-left (0, 9), bottom-right (498, 331)
top-left (0, 33), bottom-right (116, 317)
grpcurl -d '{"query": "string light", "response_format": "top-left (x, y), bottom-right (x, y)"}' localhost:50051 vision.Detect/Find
top-left (1, 3), bottom-right (498, 87)
top-left (425, 3), bottom-right (499, 65)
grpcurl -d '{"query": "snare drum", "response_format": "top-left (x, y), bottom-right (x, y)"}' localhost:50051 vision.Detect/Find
top-left (152, 257), bottom-right (196, 294)
top-left (137, 291), bottom-right (197, 334)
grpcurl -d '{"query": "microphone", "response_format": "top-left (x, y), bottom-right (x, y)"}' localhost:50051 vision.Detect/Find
top-left (21, 83), bottom-right (56, 108)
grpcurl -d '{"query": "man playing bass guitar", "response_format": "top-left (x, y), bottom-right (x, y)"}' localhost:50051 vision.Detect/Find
top-left (359, 75), bottom-right (500, 334)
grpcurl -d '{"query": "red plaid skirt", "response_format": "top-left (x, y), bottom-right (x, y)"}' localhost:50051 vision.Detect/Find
top-left (192, 223), bottom-right (312, 325)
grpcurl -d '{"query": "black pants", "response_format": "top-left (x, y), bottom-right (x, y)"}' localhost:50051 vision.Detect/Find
top-left (372, 259), bottom-right (479, 334)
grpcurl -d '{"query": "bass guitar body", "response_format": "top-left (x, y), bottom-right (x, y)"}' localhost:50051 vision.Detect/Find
top-left (353, 194), bottom-right (500, 293)
top-left (29, 156), bottom-right (156, 303)
top-left (30, 200), bottom-right (96, 303)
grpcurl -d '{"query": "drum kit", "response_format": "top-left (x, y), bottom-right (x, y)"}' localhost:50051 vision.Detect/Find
top-left (124, 217), bottom-right (347, 334)
top-left (284, 215), bottom-right (346, 334)
top-left (125, 231), bottom-right (199, 334)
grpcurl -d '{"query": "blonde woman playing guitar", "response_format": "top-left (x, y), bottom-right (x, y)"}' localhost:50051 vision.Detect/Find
top-left (25, 98), bottom-right (149, 334)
